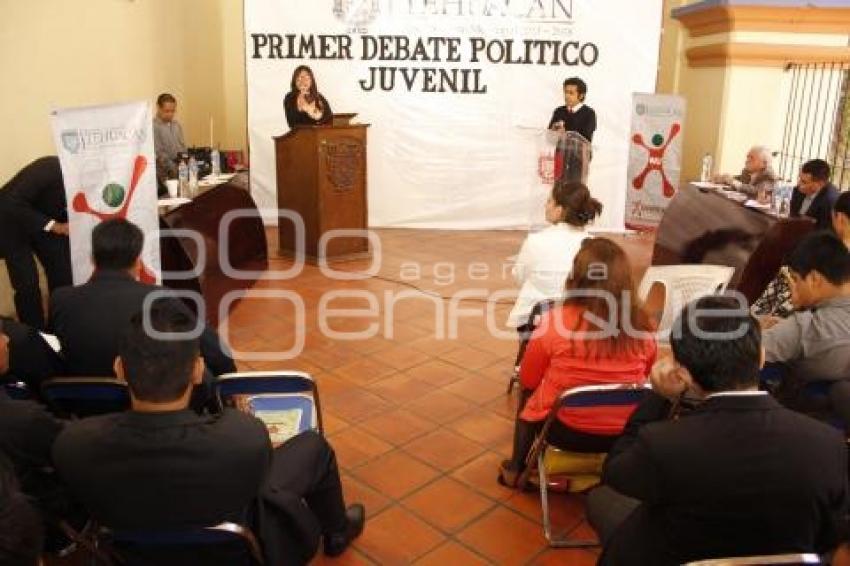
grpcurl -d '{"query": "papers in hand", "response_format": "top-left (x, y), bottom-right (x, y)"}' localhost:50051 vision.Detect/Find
top-left (39, 332), bottom-right (61, 353)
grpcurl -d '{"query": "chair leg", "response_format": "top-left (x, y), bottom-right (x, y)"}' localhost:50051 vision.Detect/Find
top-left (507, 365), bottom-right (520, 394)
top-left (537, 451), bottom-right (600, 548)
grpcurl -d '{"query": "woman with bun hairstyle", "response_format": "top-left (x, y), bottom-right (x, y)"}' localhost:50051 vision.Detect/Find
top-left (507, 181), bottom-right (603, 332)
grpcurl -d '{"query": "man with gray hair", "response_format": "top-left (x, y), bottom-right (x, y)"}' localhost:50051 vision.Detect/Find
top-left (714, 145), bottom-right (778, 199)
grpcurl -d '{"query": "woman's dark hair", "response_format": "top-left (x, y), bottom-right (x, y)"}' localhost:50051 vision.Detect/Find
top-left (290, 65), bottom-right (324, 111)
top-left (563, 237), bottom-right (653, 356)
top-left (552, 181), bottom-right (603, 227)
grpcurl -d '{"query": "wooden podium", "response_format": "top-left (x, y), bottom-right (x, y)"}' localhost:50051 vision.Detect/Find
top-left (274, 118), bottom-right (370, 262)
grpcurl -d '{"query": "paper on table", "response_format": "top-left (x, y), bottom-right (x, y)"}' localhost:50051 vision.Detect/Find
top-left (744, 199), bottom-right (771, 209)
top-left (158, 197), bottom-right (191, 207)
top-left (691, 181), bottom-right (726, 189)
top-left (201, 173), bottom-right (236, 182)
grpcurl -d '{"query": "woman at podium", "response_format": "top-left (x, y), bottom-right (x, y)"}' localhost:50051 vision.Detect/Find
top-left (284, 65), bottom-right (333, 128)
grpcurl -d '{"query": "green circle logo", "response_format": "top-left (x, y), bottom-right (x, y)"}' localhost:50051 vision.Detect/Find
top-left (651, 134), bottom-right (664, 147)
top-left (102, 183), bottom-right (125, 208)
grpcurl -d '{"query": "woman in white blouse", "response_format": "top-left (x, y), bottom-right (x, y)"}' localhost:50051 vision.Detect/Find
top-left (507, 181), bottom-right (603, 331)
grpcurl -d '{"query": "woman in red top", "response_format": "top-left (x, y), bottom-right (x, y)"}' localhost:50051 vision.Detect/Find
top-left (499, 237), bottom-right (657, 487)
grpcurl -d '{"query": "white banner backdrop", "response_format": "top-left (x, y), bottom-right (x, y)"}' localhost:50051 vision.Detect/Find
top-left (245, 0), bottom-right (663, 230)
top-left (625, 93), bottom-right (686, 230)
top-left (50, 101), bottom-right (161, 284)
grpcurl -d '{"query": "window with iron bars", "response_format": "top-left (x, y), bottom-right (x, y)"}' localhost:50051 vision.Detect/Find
top-left (778, 62), bottom-right (850, 190)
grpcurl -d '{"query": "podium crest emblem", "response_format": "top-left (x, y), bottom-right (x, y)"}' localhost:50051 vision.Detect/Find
top-left (324, 138), bottom-right (363, 192)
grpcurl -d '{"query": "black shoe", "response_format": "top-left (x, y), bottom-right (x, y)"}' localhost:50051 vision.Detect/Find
top-left (324, 504), bottom-right (366, 557)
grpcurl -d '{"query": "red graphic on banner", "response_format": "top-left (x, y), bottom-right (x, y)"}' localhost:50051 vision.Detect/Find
top-left (71, 155), bottom-right (157, 283)
top-left (631, 123), bottom-right (681, 198)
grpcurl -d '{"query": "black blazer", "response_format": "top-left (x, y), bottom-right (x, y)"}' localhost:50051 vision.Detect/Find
top-left (547, 104), bottom-right (596, 142)
top-left (600, 393), bottom-right (848, 566)
top-left (49, 270), bottom-right (235, 377)
top-left (283, 91), bottom-right (333, 128)
top-left (0, 156), bottom-right (67, 238)
top-left (790, 182), bottom-right (839, 230)
top-left (53, 409), bottom-right (270, 565)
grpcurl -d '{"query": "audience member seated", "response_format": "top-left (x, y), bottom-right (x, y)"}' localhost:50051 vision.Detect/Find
top-left (0, 156), bottom-right (72, 329)
top-left (53, 301), bottom-right (365, 565)
top-left (712, 145), bottom-right (777, 200)
top-left (499, 237), bottom-right (656, 487)
top-left (762, 231), bottom-right (850, 382)
top-left (587, 295), bottom-right (848, 565)
top-left (507, 180), bottom-right (602, 331)
top-left (0, 326), bottom-right (84, 556)
top-left (753, 191), bottom-right (850, 318)
top-left (49, 218), bottom-right (235, 379)
top-left (0, 453), bottom-right (44, 566)
top-left (790, 158), bottom-right (839, 230)
top-left (1, 316), bottom-right (63, 392)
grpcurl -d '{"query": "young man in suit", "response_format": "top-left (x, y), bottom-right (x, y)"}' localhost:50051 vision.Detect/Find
top-left (548, 76), bottom-right (597, 142)
top-left (0, 156), bottom-right (71, 329)
top-left (48, 218), bottom-right (235, 379)
top-left (790, 158), bottom-right (839, 230)
top-left (53, 300), bottom-right (365, 565)
top-left (587, 295), bottom-right (848, 565)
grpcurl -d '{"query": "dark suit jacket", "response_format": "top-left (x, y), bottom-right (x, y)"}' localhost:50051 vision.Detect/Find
top-left (547, 104), bottom-right (596, 142)
top-left (0, 156), bottom-right (67, 239)
top-left (600, 392), bottom-right (848, 566)
top-left (53, 409), bottom-right (270, 565)
top-left (0, 390), bottom-right (68, 516)
top-left (49, 270), bottom-right (235, 377)
top-left (790, 182), bottom-right (839, 230)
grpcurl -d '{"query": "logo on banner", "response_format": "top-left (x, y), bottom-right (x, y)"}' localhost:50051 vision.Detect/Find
top-left (333, 0), bottom-right (379, 25)
top-left (61, 130), bottom-right (82, 155)
top-left (331, 0), bottom-right (572, 22)
top-left (631, 123), bottom-right (681, 198)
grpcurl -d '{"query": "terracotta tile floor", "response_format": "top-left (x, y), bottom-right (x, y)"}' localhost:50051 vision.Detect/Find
top-left (217, 227), bottom-right (655, 565)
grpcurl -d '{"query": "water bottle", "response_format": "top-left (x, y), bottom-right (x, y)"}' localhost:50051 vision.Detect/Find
top-left (177, 158), bottom-right (189, 197)
top-left (210, 146), bottom-right (221, 177)
top-left (188, 156), bottom-right (198, 196)
top-left (700, 153), bottom-right (713, 183)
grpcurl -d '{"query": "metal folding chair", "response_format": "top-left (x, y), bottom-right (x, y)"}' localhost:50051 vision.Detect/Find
top-left (517, 383), bottom-right (650, 547)
top-left (507, 299), bottom-right (558, 394)
top-left (683, 552), bottom-right (821, 565)
top-left (40, 377), bottom-right (130, 419)
top-left (101, 521), bottom-right (265, 565)
top-left (214, 371), bottom-right (323, 438)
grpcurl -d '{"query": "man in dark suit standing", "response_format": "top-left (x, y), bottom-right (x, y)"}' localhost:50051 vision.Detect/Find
top-left (790, 158), bottom-right (839, 230)
top-left (0, 156), bottom-right (71, 329)
top-left (587, 295), bottom-right (848, 565)
top-left (53, 301), bottom-right (365, 565)
top-left (48, 218), bottom-right (235, 378)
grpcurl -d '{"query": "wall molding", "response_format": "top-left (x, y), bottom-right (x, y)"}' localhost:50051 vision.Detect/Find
top-left (674, 5), bottom-right (850, 37)
top-left (686, 42), bottom-right (850, 67)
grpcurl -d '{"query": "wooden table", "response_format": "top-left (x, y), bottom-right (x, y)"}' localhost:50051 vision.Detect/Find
top-left (652, 184), bottom-right (814, 303)
top-left (160, 174), bottom-right (268, 326)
